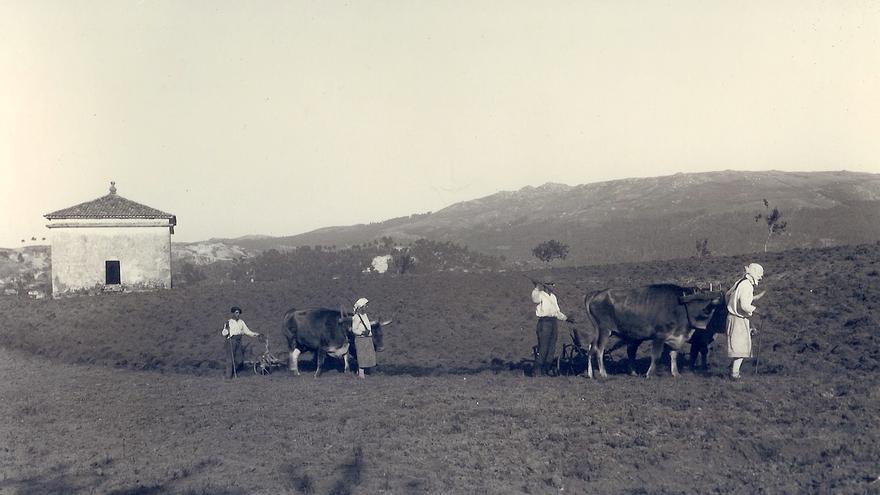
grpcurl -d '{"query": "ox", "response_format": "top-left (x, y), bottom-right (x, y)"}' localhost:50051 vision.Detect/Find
top-left (282, 307), bottom-right (386, 377)
top-left (585, 284), bottom-right (724, 378)
top-left (688, 287), bottom-right (764, 371)
top-left (687, 293), bottom-right (728, 371)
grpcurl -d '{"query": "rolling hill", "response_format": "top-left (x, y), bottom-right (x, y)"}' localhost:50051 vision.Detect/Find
top-left (4, 170), bottom-right (879, 293)
top-left (215, 170), bottom-right (880, 266)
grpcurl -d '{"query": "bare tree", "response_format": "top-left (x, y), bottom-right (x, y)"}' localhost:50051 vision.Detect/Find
top-left (755, 199), bottom-right (788, 252)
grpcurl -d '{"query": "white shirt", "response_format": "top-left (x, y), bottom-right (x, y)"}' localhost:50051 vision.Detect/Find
top-left (221, 318), bottom-right (259, 338)
top-left (531, 287), bottom-right (567, 320)
top-left (351, 313), bottom-right (373, 336)
top-left (727, 275), bottom-right (757, 318)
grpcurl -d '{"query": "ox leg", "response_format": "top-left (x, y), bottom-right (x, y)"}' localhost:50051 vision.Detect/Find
top-left (343, 353), bottom-right (350, 374)
top-left (595, 334), bottom-right (609, 378)
top-left (670, 349), bottom-right (680, 377)
top-left (645, 340), bottom-right (664, 378)
top-left (585, 345), bottom-right (594, 379)
top-left (688, 344), bottom-right (699, 371)
top-left (288, 348), bottom-right (301, 376)
top-left (595, 347), bottom-right (606, 378)
top-left (626, 342), bottom-right (640, 376)
top-left (689, 339), bottom-right (708, 371)
top-left (701, 337), bottom-right (714, 369)
top-left (314, 351), bottom-right (325, 378)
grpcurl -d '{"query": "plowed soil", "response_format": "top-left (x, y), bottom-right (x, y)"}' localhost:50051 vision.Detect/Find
top-left (1, 244), bottom-right (879, 494)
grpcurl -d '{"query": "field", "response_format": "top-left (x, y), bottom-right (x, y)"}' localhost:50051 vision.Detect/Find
top-left (1, 244), bottom-right (879, 494)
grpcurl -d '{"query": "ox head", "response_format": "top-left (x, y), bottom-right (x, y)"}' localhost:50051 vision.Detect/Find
top-left (679, 290), bottom-right (724, 330)
top-left (569, 324), bottom-right (596, 352)
top-left (371, 319), bottom-right (392, 352)
top-left (338, 312), bottom-right (391, 352)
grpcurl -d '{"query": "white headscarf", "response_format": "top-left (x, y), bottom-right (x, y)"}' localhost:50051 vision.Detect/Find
top-left (744, 263), bottom-right (764, 284)
top-left (354, 297), bottom-right (369, 311)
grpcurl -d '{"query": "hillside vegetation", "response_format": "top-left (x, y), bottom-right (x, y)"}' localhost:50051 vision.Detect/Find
top-left (226, 170), bottom-right (880, 266)
top-left (5, 170), bottom-right (878, 294)
top-left (1, 237), bottom-right (502, 294)
top-left (0, 246), bottom-right (51, 295)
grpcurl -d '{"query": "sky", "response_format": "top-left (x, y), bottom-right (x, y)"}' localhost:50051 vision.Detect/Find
top-left (1, 1), bottom-right (878, 248)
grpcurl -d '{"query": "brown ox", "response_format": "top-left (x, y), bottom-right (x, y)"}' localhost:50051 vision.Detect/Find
top-left (585, 284), bottom-right (724, 378)
top-left (282, 307), bottom-right (387, 377)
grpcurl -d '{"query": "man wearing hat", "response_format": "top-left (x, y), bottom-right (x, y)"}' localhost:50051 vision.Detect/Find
top-left (221, 306), bottom-right (261, 379)
top-left (725, 263), bottom-right (765, 380)
top-left (531, 275), bottom-right (567, 376)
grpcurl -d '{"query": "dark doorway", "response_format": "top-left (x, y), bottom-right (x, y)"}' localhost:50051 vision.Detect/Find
top-left (105, 260), bottom-right (121, 285)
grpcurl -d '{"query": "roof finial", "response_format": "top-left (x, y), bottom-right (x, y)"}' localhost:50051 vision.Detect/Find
top-left (109, 181), bottom-right (117, 195)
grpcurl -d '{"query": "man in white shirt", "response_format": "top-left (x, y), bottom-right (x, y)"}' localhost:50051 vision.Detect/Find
top-left (221, 306), bottom-right (260, 378)
top-left (531, 275), bottom-right (567, 376)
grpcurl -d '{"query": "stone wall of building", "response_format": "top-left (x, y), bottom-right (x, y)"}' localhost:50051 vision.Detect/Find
top-left (49, 219), bottom-right (172, 295)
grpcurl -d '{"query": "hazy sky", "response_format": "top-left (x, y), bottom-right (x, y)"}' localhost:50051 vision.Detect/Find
top-left (2, 1), bottom-right (878, 248)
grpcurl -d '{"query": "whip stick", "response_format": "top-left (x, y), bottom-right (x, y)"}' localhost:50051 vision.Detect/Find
top-left (754, 314), bottom-right (764, 375)
top-left (229, 337), bottom-right (237, 378)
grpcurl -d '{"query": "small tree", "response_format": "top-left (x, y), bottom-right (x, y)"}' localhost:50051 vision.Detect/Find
top-left (695, 238), bottom-right (711, 261)
top-left (754, 199), bottom-right (788, 252)
top-left (532, 239), bottom-right (569, 263)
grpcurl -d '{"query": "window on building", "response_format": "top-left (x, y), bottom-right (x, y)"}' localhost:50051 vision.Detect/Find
top-left (105, 260), bottom-right (121, 285)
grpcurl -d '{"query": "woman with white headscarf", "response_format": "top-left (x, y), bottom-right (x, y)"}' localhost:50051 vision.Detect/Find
top-left (726, 263), bottom-right (766, 379)
top-left (351, 297), bottom-right (377, 379)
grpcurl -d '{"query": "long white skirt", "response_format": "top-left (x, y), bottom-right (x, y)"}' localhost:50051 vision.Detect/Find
top-left (726, 315), bottom-right (752, 358)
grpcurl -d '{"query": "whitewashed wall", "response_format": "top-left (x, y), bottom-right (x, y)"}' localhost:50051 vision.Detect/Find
top-left (48, 218), bottom-right (172, 295)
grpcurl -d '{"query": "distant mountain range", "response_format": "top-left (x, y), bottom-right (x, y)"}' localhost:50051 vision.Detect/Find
top-left (206, 170), bottom-right (880, 266)
top-left (4, 170), bottom-right (879, 293)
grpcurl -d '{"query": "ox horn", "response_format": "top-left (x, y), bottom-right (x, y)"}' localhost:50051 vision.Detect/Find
top-left (339, 304), bottom-right (348, 322)
top-left (380, 320), bottom-right (393, 326)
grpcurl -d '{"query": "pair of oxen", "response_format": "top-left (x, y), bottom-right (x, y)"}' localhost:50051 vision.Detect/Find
top-left (571, 283), bottom-right (733, 378)
top-left (282, 307), bottom-right (390, 377)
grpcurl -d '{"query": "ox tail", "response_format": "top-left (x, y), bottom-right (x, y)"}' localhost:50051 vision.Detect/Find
top-left (281, 308), bottom-right (299, 352)
top-left (583, 290), bottom-right (603, 331)
top-left (583, 289), bottom-right (607, 352)
top-left (584, 289), bottom-right (615, 378)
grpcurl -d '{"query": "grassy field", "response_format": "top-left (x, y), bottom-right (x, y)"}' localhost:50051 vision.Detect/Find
top-left (1, 244), bottom-right (879, 494)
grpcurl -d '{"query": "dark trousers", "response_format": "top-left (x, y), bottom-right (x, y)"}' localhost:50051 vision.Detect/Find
top-left (535, 317), bottom-right (558, 375)
top-left (225, 335), bottom-right (243, 378)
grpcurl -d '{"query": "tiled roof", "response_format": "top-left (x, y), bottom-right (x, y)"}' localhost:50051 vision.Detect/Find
top-left (45, 193), bottom-right (175, 220)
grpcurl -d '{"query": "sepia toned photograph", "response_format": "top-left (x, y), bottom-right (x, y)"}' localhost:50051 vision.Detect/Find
top-left (1, 1), bottom-right (878, 493)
